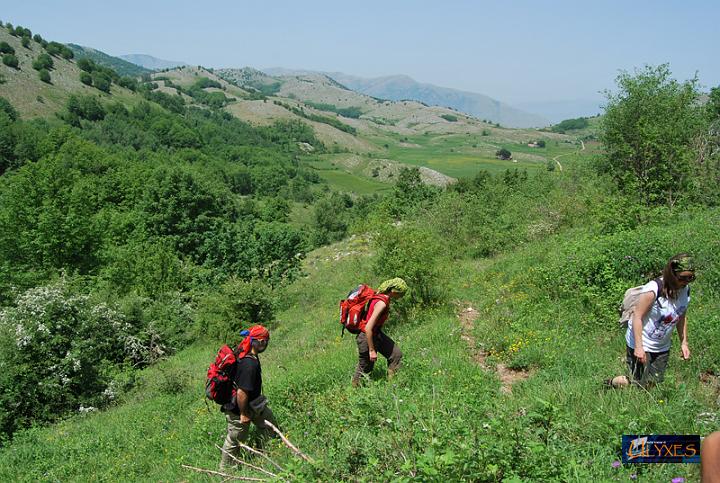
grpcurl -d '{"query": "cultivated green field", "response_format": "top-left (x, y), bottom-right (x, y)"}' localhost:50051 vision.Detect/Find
top-left (308, 156), bottom-right (393, 194)
top-left (382, 133), bottom-right (585, 178)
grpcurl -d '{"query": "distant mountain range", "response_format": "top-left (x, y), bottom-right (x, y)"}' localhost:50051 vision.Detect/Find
top-left (264, 68), bottom-right (550, 128)
top-left (119, 54), bottom-right (187, 71)
top-left (67, 44), bottom-right (151, 77)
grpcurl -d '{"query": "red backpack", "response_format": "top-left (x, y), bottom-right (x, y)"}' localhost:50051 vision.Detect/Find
top-left (205, 344), bottom-right (239, 405)
top-left (339, 284), bottom-right (378, 335)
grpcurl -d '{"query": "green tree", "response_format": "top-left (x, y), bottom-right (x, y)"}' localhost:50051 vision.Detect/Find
top-left (496, 148), bottom-right (512, 160)
top-left (0, 96), bottom-right (18, 121)
top-left (38, 68), bottom-right (51, 83)
top-left (118, 76), bottom-right (138, 91)
top-left (32, 53), bottom-right (54, 71)
top-left (91, 72), bottom-right (111, 93)
top-left (707, 86), bottom-right (720, 120)
top-left (80, 71), bottom-right (92, 85)
top-left (2, 54), bottom-right (18, 68)
top-left (20, 36), bottom-right (30, 48)
top-left (598, 64), bottom-right (704, 206)
top-left (0, 42), bottom-right (12, 54)
top-left (77, 58), bottom-right (95, 73)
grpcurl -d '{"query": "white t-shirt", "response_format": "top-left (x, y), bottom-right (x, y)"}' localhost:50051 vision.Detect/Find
top-left (625, 279), bottom-right (690, 353)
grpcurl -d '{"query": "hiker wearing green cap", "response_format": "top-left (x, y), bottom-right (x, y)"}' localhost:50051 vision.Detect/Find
top-left (352, 278), bottom-right (407, 387)
top-left (607, 254), bottom-right (696, 388)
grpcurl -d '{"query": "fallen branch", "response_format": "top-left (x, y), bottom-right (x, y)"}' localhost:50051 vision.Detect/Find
top-left (181, 464), bottom-right (267, 481)
top-left (215, 444), bottom-right (278, 478)
top-left (264, 420), bottom-right (315, 463)
top-left (238, 442), bottom-right (285, 472)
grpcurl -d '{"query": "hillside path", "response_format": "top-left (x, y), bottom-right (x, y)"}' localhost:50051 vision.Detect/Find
top-left (552, 139), bottom-right (585, 171)
top-left (457, 305), bottom-right (531, 394)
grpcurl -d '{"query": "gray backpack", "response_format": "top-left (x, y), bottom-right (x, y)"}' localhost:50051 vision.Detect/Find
top-left (618, 277), bottom-right (663, 328)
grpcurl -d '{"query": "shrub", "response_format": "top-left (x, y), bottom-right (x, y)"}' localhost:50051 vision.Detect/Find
top-left (441, 114), bottom-right (458, 122)
top-left (77, 57), bottom-right (95, 73)
top-left (32, 34), bottom-right (43, 44)
top-left (196, 278), bottom-right (276, 341)
top-left (496, 148), bottom-right (512, 160)
top-left (372, 222), bottom-right (444, 308)
top-left (20, 37), bottom-right (30, 48)
top-left (13, 26), bottom-right (30, 38)
top-left (0, 280), bottom-right (134, 440)
top-left (0, 42), bottom-right (15, 54)
top-left (2, 54), bottom-right (18, 68)
top-left (32, 53), bottom-right (53, 71)
top-left (61, 95), bottom-right (106, 126)
top-left (0, 96), bottom-right (18, 121)
top-left (118, 76), bottom-right (138, 91)
top-left (45, 41), bottom-right (63, 56)
top-left (79, 71), bottom-right (92, 85)
top-left (38, 69), bottom-right (50, 83)
top-left (91, 72), bottom-right (111, 93)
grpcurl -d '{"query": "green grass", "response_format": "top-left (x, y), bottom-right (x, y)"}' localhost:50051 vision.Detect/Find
top-left (1, 210), bottom-right (715, 480)
top-left (381, 133), bottom-right (583, 178)
top-left (309, 157), bottom-right (392, 194)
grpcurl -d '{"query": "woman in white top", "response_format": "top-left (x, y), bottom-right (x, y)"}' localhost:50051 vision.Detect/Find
top-left (607, 254), bottom-right (696, 388)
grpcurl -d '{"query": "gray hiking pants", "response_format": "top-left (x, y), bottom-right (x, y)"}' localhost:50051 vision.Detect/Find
top-left (352, 330), bottom-right (402, 383)
top-left (220, 396), bottom-right (277, 469)
top-left (626, 345), bottom-right (670, 387)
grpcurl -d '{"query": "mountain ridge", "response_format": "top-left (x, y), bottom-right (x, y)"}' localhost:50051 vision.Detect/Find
top-left (119, 54), bottom-right (187, 70)
top-left (263, 68), bottom-right (549, 128)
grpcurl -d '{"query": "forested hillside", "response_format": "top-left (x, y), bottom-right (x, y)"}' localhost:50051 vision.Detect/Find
top-left (1, 18), bottom-right (720, 481)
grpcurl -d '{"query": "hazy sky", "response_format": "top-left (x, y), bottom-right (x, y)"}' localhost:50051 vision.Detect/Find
top-left (3, 1), bottom-right (718, 104)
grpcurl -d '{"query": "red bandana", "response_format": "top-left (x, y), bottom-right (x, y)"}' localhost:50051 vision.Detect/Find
top-left (237, 325), bottom-right (270, 358)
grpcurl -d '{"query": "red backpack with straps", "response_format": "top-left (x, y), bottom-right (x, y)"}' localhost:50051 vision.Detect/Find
top-left (339, 284), bottom-right (381, 335)
top-left (205, 344), bottom-right (239, 405)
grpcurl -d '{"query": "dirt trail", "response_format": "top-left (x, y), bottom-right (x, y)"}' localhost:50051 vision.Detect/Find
top-left (458, 305), bottom-right (531, 394)
top-left (552, 139), bottom-right (585, 171)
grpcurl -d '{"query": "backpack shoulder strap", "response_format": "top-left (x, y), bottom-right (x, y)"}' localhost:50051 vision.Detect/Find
top-left (653, 277), bottom-right (664, 301)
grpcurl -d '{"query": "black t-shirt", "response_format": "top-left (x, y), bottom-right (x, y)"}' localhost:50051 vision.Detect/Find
top-left (232, 356), bottom-right (262, 403)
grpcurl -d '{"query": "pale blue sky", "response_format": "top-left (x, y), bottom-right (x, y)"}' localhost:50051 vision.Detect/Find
top-left (3, 1), bottom-right (718, 105)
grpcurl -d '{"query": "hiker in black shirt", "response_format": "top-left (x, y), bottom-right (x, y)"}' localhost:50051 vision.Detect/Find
top-left (220, 325), bottom-right (277, 469)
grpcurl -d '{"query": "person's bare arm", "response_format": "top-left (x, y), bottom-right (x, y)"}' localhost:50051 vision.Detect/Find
top-left (236, 388), bottom-right (251, 423)
top-left (676, 314), bottom-right (690, 359)
top-left (364, 300), bottom-right (386, 361)
top-left (632, 291), bottom-right (655, 365)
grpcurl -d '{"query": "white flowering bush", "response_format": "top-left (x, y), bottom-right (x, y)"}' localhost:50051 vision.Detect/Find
top-left (0, 280), bottom-right (133, 441)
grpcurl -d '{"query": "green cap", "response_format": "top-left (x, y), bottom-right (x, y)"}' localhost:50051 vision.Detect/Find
top-left (672, 255), bottom-right (696, 273)
top-left (377, 277), bottom-right (408, 295)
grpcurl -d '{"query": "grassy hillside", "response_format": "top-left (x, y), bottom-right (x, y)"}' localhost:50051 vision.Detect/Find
top-left (0, 26), bottom-right (138, 118)
top-left (1, 196), bottom-right (717, 481)
top-left (1, 23), bottom-right (580, 196)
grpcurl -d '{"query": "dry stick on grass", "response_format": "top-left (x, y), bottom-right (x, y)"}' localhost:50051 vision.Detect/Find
top-left (264, 420), bottom-right (315, 463)
top-left (215, 444), bottom-right (278, 478)
top-left (181, 464), bottom-right (267, 481)
top-left (238, 442), bottom-right (285, 473)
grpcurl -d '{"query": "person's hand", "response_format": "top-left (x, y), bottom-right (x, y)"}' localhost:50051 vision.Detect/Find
top-left (369, 350), bottom-right (377, 362)
top-left (240, 413), bottom-right (251, 424)
top-left (634, 346), bottom-right (646, 365)
top-left (680, 342), bottom-right (690, 360)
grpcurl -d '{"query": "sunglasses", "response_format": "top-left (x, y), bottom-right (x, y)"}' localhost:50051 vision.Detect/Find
top-left (677, 274), bottom-right (695, 283)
